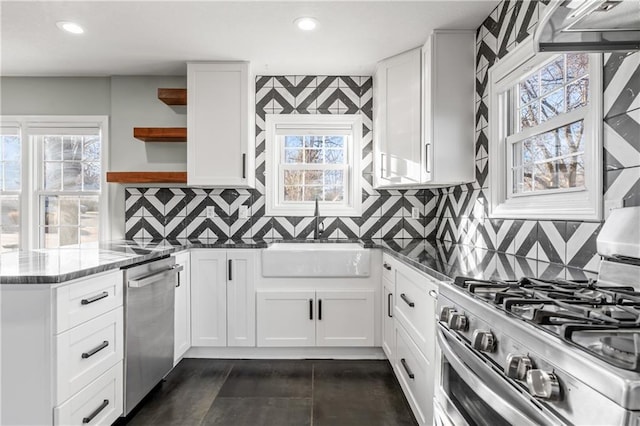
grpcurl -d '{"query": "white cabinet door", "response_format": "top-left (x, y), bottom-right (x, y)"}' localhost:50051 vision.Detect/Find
top-left (227, 250), bottom-right (256, 347)
top-left (190, 250), bottom-right (227, 347)
top-left (173, 252), bottom-right (191, 364)
top-left (187, 62), bottom-right (254, 188)
top-left (256, 290), bottom-right (316, 347)
top-left (315, 290), bottom-right (375, 347)
top-left (382, 279), bottom-right (395, 361)
top-left (374, 47), bottom-right (422, 187)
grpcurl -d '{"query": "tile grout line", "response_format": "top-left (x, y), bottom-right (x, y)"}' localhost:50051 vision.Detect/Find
top-left (310, 363), bottom-right (315, 426)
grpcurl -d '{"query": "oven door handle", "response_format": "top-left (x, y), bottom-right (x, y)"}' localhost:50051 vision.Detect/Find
top-left (437, 327), bottom-right (561, 426)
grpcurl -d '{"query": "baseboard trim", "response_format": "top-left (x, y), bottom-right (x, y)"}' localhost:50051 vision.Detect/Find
top-left (184, 346), bottom-right (387, 360)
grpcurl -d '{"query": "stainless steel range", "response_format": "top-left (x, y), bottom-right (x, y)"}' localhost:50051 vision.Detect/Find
top-left (434, 206), bottom-right (640, 426)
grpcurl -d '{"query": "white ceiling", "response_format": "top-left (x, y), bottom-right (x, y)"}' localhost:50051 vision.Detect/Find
top-left (0, 0), bottom-right (499, 77)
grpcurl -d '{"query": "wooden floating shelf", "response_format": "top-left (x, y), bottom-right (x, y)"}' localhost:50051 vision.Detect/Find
top-left (106, 171), bottom-right (187, 184)
top-left (133, 127), bottom-right (187, 142)
top-left (158, 88), bottom-right (187, 106)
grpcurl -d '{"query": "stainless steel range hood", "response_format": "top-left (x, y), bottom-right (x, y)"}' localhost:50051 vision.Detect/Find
top-left (535, 0), bottom-right (640, 52)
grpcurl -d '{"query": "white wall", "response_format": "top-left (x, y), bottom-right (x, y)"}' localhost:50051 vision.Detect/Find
top-left (0, 76), bottom-right (188, 239)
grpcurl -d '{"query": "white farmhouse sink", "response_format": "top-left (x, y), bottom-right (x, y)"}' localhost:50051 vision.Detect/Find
top-left (261, 242), bottom-right (370, 277)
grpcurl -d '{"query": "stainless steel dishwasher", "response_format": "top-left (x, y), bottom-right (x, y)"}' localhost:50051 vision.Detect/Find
top-left (122, 255), bottom-right (183, 416)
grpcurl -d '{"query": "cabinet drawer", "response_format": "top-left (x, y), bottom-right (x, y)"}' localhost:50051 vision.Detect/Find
top-left (56, 270), bottom-right (123, 333)
top-left (394, 323), bottom-right (433, 425)
top-left (382, 254), bottom-right (395, 284)
top-left (56, 307), bottom-right (123, 404)
top-left (55, 361), bottom-right (123, 426)
top-left (394, 264), bottom-right (437, 361)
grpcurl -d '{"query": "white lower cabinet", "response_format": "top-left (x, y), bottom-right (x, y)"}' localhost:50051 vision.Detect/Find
top-left (54, 361), bottom-right (123, 426)
top-left (190, 249), bottom-right (256, 347)
top-left (257, 289), bottom-right (375, 347)
top-left (1, 270), bottom-right (124, 426)
top-left (173, 251), bottom-right (191, 364)
top-left (382, 254), bottom-right (440, 426)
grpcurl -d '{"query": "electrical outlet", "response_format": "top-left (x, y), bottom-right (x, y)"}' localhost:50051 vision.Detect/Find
top-left (411, 207), bottom-right (420, 219)
top-left (239, 205), bottom-right (249, 219)
top-left (206, 206), bottom-right (216, 219)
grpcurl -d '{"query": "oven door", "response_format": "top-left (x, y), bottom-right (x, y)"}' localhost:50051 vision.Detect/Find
top-left (435, 325), bottom-right (566, 426)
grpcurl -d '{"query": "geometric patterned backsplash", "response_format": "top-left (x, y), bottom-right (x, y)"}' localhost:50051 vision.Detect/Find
top-left (125, 76), bottom-right (439, 242)
top-left (434, 0), bottom-right (640, 273)
top-left (125, 0), bottom-right (640, 275)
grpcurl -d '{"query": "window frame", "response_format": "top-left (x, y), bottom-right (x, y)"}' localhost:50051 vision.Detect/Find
top-left (488, 37), bottom-right (603, 221)
top-left (0, 116), bottom-right (109, 250)
top-left (265, 114), bottom-right (362, 217)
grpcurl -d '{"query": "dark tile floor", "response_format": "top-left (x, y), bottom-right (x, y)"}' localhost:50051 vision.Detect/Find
top-left (123, 358), bottom-right (418, 426)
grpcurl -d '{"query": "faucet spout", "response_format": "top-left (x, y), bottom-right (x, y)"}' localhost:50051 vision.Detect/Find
top-left (313, 198), bottom-right (324, 240)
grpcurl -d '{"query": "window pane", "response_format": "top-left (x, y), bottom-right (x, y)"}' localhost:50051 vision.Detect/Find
top-left (283, 170), bottom-right (303, 185)
top-left (59, 226), bottom-right (79, 247)
top-left (2, 135), bottom-right (20, 161)
top-left (82, 162), bottom-right (101, 190)
top-left (62, 136), bottom-right (82, 161)
top-left (82, 136), bottom-right (101, 161)
top-left (44, 136), bottom-right (62, 161)
top-left (325, 136), bottom-right (345, 148)
top-left (520, 103), bottom-right (539, 129)
top-left (567, 78), bottom-right (589, 111)
top-left (540, 88), bottom-right (565, 122)
top-left (284, 186), bottom-right (303, 201)
top-left (43, 227), bottom-right (59, 249)
top-left (324, 170), bottom-right (344, 186)
top-left (44, 196), bottom-right (59, 226)
top-left (304, 170), bottom-right (323, 185)
top-left (44, 162), bottom-right (62, 190)
top-left (325, 186), bottom-right (344, 202)
top-left (0, 196), bottom-right (20, 226)
top-left (303, 186), bottom-right (322, 201)
top-left (519, 74), bottom-right (539, 106)
top-left (80, 196), bottom-right (100, 244)
top-left (304, 149), bottom-right (323, 164)
top-left (325, 149), bottom-right (344, 164)
top-left (284, 149), bottom-right (303, 164)
top-left (59, 197), bottom-right (79, 226)
top-left (304, 136), bottom-right (323, 148)
top-left (0, 226), bottom-right (20, 252)
top-left (3, 162), bottom-right (20, 191)
top-left (62, 162), bottom-right (82, 190)
top-left (284, 136), bottom-right (303, 148)
top-left (540, 57), bottom-right (564, 95)
top-left (567, 53), bottom-right (588, 81)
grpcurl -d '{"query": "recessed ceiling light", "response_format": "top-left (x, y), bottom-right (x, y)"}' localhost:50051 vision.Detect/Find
top-left (56, 21), bottom-right (84, 34)
top-left (294, 17), bottom-right (318, 31)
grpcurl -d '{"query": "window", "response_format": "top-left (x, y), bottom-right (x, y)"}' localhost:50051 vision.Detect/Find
top-left (265, 114), bottom-right (362, 216)
top-left (0, 116), bottom-right (108, 252)
top-left (488, 37), bottom-right (602, 220)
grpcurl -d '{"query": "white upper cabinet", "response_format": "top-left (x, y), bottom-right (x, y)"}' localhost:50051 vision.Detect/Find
top-left (374, 30), bottom-right (475, 188)
top-left (422, 30), bottom-right (475, 185)
top-left (374, 48), bottom-right (423, 186)
top-left (187, 62), bottom-right (255, 188)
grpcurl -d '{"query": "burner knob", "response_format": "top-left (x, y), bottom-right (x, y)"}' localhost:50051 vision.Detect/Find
top-left (526, 370), bottom-right (562, 401)
top-left (448, 313), bottom-right (468, 331)
top-left (471, 330), bottom-right (495, 352)
top-left (505, 354), bottom-right (533, 380)
top-left (439, 307), bottom-right (456, 323)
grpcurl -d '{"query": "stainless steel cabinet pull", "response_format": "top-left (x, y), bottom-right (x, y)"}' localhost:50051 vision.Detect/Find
top-left (81, 291), bottom-right (108, 305)
top-left (318, 299), bottom-right (322, 320)
top-left (400, 293), bottom-right (415, 307)
top-left (425, 143), bottom-right (431, 174)
top-left (228, 259), bottom-right (233, 281)
top-left (242, 154), bottom-right (247, 179)
top-left (383, 263), bottom-right (392, 271)
top-left (309, 299), bottom-right (313, 320)
top-left (82, 341), bottom-right (109, 359)
top-left (428, 289), bottom-right (437, 299)
top-left (82, 399), bottom-right (109, 424)
top-left (401, 358), bottom-right (415, 379)
top-left (388, 293), bottom-right (393, 318)
top-left (175, 264), bottom-right (181, 287)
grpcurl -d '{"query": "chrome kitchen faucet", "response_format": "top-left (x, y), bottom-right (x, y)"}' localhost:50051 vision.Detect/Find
top-left (314, 198), bottom-right (324, 240)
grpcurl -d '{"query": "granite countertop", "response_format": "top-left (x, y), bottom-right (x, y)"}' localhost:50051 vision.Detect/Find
top-left (0, 238), bottom-right (594, 285)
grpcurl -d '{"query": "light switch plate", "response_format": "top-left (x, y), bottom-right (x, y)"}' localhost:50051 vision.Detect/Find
top-left (239, 205), bottom-right (249, 219)
top-left (206, 206), bottom-right (216, 219)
